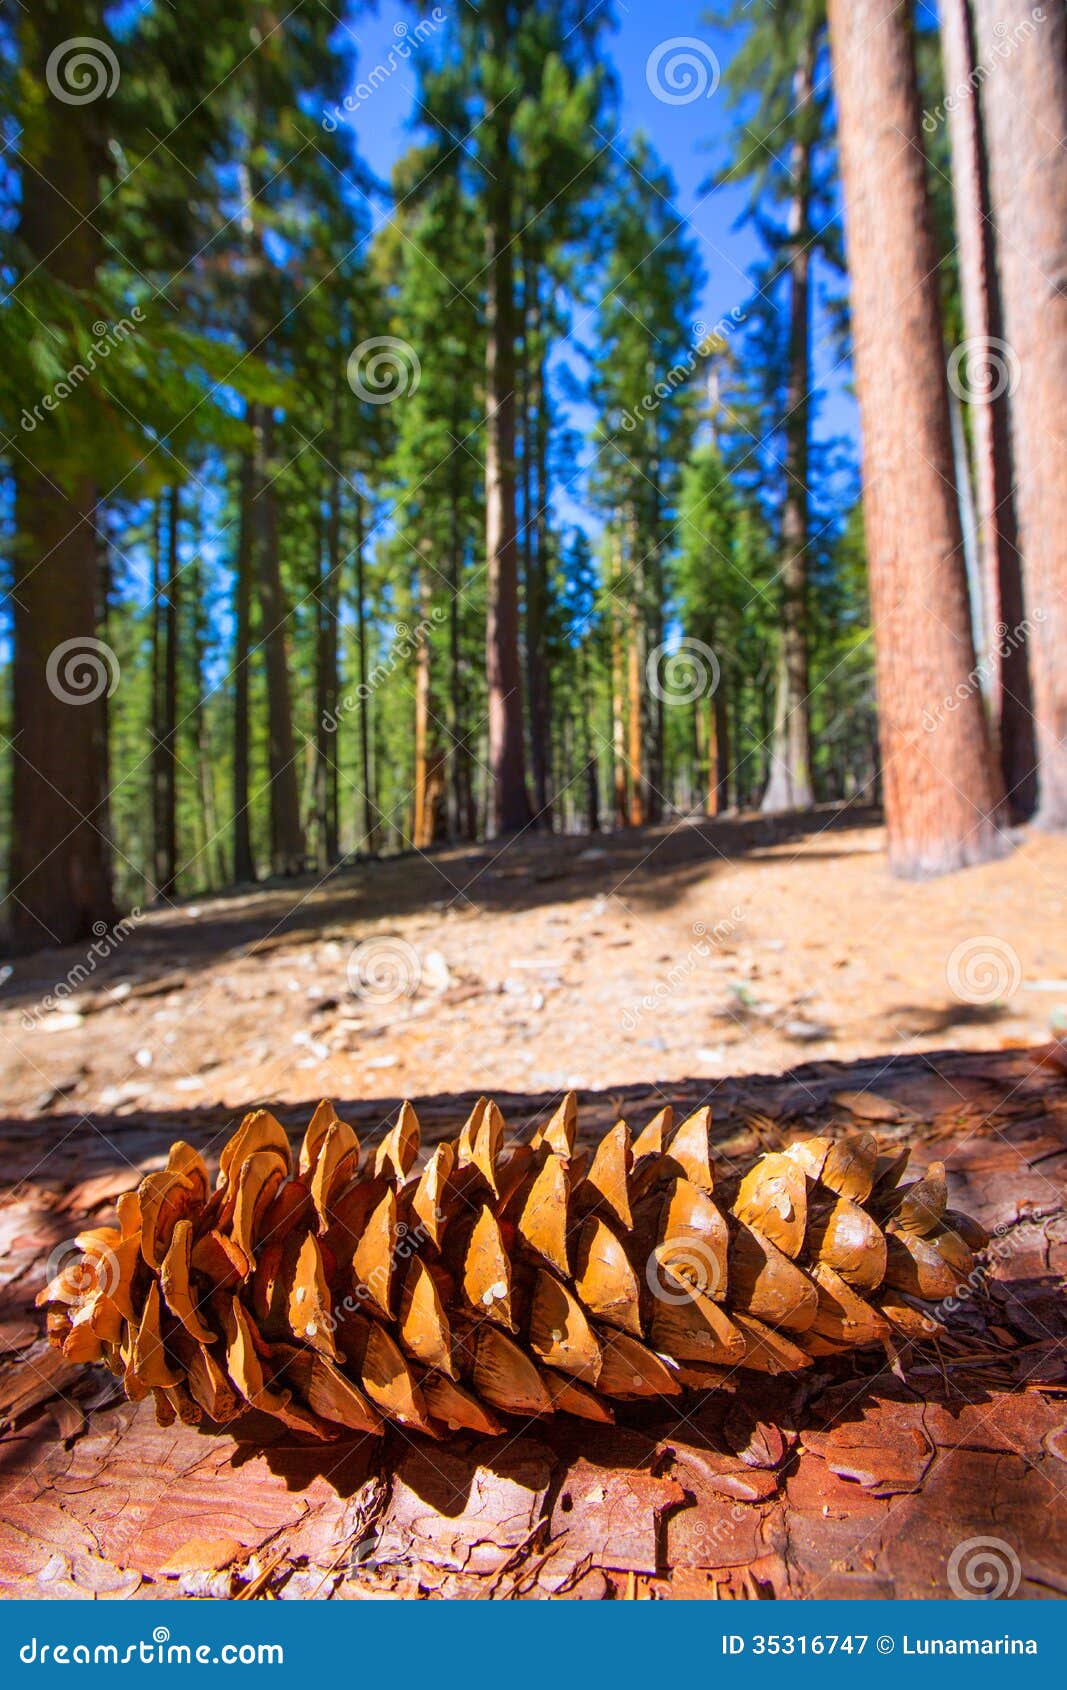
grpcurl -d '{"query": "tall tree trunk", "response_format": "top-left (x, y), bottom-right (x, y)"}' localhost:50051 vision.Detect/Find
top-left (706, 692), bottom-right (723, 811)
top-left (578, 644), bottom-right (599, 835)
top-left (714, 684), bottom-right (731, 815)
top-left (827, 0), bottom-right (1008, 876)
top-left (971, 0), bottom-right (1067, 829)
top-left (255, 414), bottom-right (305, 876)
top-left (412, 565), bottom-right (446, 850)
top-left (523, 261), bottom-right (551, 823)
top-left (8, 1), bottom-right (115, 949)
top-left (314, 439), bottom-right (341, 872)
top-left (189, 540), bottom-right (224, 887)
top-left (762, 28), bottom-right (816, 814)
top-left (153, 485), bottom-right (180, 898)
top-left (626, 597), bottom-right (646, 828)
top-left (610, 538), bottom-right (628, 828)
top-left (484, 1), bottom-right (530, 835)
top-left (940, 0), bottom-right (1036, 821)
top-left (151, 499), bottom-right (164, 893)
top-left (232, 448), bottom-right (255, 883)
top-left (645, 483), bottom-right (665, 825)
top-left (626, 511), bottom-right (646, 828)
top-left (353, 491), bottom-right (378, 854)
top-left (446, 459), bottom-right (474, 841)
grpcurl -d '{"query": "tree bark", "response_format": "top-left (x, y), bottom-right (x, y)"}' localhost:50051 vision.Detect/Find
top-left (232, 449), bottom-right (255, 883)
top-left (189, 538), bottom-right (224, 888)
top-left (626, 596), bottom-right (646, 828)
top-left (610, 537), bottom-right (628, 828)
top-left (353, 491), bottom-right (378, 854)
top-left (939, 0), bottom-right (1036, 820)
top-left (525, 308), bottom-right (552, 824)
top-left (314, 437), bottom-right (341, 872)
top-left (255, 413), bottom-right (305, 876)
top-left (483, 0), bottom-right (531, 835)
top-left (827, 0), bottom-right (1008, 876)
top-left (8, 1), bottom-right (116, 949)
top-left (645, 483), bottom-right (665, 825)
top-left (412, 563), bottom-right (446, 850)
top-left (153, 485), bottom-right (180, 899)
top-left (971, 0), bottom-right (1067, 829)
top-left (762, 27), bottom-right (816, 815)
top-left (446, 457), bottom-right (475, 842)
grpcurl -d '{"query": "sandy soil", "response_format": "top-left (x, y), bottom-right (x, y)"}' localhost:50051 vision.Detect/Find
top-left (2, 804), bottom-right (1065, 1124)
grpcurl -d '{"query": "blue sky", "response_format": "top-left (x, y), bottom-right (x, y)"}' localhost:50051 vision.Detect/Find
top-left (331, 0), bottom-right (859, 504)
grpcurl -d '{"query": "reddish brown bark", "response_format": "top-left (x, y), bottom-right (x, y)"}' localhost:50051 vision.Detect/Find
top-left (483, 2), bottom-right (530, 837)
top-left (231, 450), bottom-right (256, 884)
top-left (412, 567), bottom-right (446, 851)
top-left (152, 486), bottom-right (180, 900)
top-left (971, 0), bottom-right (1067, 830)
top-left (827, 0), bottom-right (1008, 876)
top-left (626, 598), bottom-right (646, 828)
top-left (610, 540), bottom-right (628, 828)
top-left (939, 0), bottom-right (1036, 820)
top-left (255, 414), bottom-right (305, 877)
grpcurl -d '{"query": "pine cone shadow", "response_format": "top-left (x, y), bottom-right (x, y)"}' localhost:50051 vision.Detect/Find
top-left (218, 1341), bottom-right (1010, 1509)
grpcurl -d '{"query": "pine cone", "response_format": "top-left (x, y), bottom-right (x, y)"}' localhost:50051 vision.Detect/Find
top-left (38, 1096), bottom-right (987, 1440)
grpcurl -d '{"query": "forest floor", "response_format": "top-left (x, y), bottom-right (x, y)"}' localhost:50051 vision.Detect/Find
top-left (1, 802), bottom-right (1065, 1125)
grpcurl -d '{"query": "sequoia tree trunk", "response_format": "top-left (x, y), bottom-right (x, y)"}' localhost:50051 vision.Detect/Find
top-left (939, 0), bottom-right (1037, 821)
top-left (971, 0), bottom-right (1067, 829)
top-left (827, 0), bottom-right (1008, 876)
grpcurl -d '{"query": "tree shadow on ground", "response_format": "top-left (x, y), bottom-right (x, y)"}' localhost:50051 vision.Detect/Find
top-left (0, 802), bottom-right (881, 1007)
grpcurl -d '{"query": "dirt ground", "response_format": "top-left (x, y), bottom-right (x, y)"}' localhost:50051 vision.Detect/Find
top-left (1, 804), bottom-right (1065, 1125)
